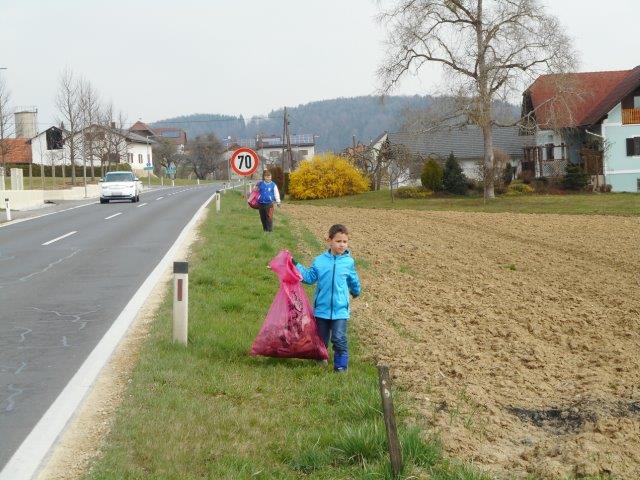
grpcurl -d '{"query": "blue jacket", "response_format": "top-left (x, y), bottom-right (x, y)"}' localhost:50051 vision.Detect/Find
top-left (257, 180), bottom-right (280, 204)
top-left (296, 250), bottom-right (361, 320)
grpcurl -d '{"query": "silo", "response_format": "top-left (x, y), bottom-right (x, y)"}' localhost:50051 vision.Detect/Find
top-left (14, 107), bottom-right (38, 139)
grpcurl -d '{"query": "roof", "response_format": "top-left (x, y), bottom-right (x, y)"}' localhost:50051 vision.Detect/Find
top-left (387, 126), bottom-right (526, 160)
top-left (582, 65), bottom-right (640, 125)
top-left (119, 129), bottom-right (157, 144)
top-left (130, 121), bottom-right (156, 135)
top-left (524, 68), bottom-right (638, 128)
top-left (152, 127), bottom-right (187, 145)
top-left (2, 138), bottom-right (33, 164)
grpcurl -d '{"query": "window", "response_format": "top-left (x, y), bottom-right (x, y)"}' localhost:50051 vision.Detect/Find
top-left (625, 137), bottom-right (640, 156)
top-left (634, 96), bottom-right (640, 109)
top-left (299, 149), bottom-right (308, 156)
top-left (127, 153), bottom-right (133, 163)
top-left (545, 143), bottom-right (555, 160)
top-left (138, 154), bottom-right (143, 163)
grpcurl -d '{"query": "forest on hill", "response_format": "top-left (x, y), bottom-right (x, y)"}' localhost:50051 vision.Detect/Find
top-left (151, 95), bottom-right (435, 152)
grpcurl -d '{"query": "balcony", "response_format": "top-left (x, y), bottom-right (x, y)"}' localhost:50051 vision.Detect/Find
top-left (622, 108), bottom-right (640, 124)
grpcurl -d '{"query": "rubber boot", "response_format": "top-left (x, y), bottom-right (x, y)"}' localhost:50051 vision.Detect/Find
top-left (334, 352), bottom-right (349, 372)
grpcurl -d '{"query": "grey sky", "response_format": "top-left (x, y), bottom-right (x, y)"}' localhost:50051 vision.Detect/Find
top-left (0, 0), bottom-right (637, 129)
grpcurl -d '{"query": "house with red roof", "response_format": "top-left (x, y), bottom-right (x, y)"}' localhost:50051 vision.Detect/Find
top-left (130, 121), bottom-right (187, 153)
top-left (522, 66), bottom-right (640, 192)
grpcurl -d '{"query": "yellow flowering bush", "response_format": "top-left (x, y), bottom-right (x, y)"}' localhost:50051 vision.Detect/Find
top-left (288, 153), bottom-right (370, 199)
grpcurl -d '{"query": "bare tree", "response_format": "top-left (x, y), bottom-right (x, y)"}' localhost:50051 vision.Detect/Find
top-left (378, 0), bottom-right (577, 198)
top-left (99, 104), bottom-right (129, 173)
top-left (79, 78), bottom-right (101, 181)
top-left (56, 67), bottom-right (82, 185)
top-left (387, 142), bottom-right (417, 200)
top-left (185, 134), bottom-right (224, 179)
top-left (0, 74), bottom-right (12, 170)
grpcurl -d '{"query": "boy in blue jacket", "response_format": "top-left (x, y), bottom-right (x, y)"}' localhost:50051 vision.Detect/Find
top-left (293, 224), bottom-right (361, 372)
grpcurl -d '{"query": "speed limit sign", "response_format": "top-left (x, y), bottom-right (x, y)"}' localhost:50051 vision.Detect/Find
top-left (230, 148), bottom-right (260, 176)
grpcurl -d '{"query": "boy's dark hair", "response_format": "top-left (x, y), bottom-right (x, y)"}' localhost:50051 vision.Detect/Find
top-left (262, 170), bottom-right (272, 180)
top-left (328, 224), bottom-right (349, 238)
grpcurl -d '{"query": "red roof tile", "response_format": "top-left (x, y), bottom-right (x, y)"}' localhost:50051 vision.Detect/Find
top-left (1, 138), bottom-right (32, 164)
top-left (525, 69), bottom-right (632, 128)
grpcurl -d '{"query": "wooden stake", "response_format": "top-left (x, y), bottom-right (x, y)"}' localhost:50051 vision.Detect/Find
top-left (377, 364), bottom-right (403, 477)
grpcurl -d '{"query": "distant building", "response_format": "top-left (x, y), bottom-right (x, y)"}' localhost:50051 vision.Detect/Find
top-left (130, 121), bottom-right (187, 153)
top-left (2, 138), bottom-right (32, 164)
top-left (228, 134), bottom-right (316, 170)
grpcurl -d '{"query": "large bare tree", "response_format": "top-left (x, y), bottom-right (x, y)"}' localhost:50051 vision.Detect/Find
top-left (56, 67), bottom-right (82, 185)
top-left (378, 0), bottom-right (577, 198)
top-left (0, 74), bottom-right (12, 170)
top-left (185, 134), bottom-right (224, 180)
top-left (99, 104), bottom-right (129, 173)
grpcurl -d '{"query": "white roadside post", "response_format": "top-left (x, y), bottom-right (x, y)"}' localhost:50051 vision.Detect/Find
top-left (4, 197), bottom-right (10, 222)
top-left (172, 261), bottom-right (189, 345)
top-left (215, 191), bottom-right (221, 212)
top-left (197, 178), bottom-right (200, 185)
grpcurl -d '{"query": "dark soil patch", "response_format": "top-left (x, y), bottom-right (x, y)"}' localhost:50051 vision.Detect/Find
top-left (507, 405), bottom-right (597, 434)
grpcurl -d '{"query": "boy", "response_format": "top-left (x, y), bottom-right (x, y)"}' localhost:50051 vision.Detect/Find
top-left (293, 224), bottom-right (361, 372)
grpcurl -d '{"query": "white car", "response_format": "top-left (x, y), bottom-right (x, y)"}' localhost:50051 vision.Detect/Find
top-left (100, 171), bottom-right (142, 203)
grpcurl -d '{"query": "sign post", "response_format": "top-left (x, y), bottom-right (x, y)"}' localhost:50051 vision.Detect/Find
top-left (144, 161), bottom-right (154, 188)
top-left (230, 148), bottom-right (260, 206)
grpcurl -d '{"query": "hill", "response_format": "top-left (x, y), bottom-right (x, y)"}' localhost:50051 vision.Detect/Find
top-left (151, 95), bottom-right (434, 152)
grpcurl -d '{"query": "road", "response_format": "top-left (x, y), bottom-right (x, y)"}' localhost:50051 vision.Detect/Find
top-left (0, 183), bottom-right (220, 471)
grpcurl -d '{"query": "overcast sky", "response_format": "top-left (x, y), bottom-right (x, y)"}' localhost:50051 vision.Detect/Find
top-left (0, 0), bottom-right (637, 129)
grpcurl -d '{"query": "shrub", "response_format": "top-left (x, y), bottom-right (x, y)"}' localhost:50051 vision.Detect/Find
top-left (421, 159), bottom-right (443, 191)
top-left (395, 186), bottom-right (433, 198)
top-left (267, 165), bottom-right (287, 195)
top-left (442, 153), bottom-right (468, 195)
top-left (562, 163), bottom-right (589, 190)
top-left (288, 153), bottom-right (369, 199)
top-left (504, 180), bottom-right (534, 196)
top-left (502, 163), bottom-right (515, 186)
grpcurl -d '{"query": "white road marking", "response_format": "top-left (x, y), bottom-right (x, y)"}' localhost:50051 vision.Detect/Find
top-left (156, 196), bottom-right (164, 201)
top-left (104, 213), bottom-right (122, 220)
top-left (136, 202), bottom-right (148, 208)
top-left (41, 231), bottom-right (77, 246)
top-left (0, 190), bottom-right (218, 480)
top-left (0, 202), bottom-right (96, 229)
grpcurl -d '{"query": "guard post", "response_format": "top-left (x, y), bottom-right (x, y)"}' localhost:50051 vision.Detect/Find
top-left (173, 261), bottom-right (189, 345)
top-left (4, 198), bottom-right (11, 222)
top-left (377, 364), bottom-right (403, 478)
top-left (215, 190), bottom-right (221, 212)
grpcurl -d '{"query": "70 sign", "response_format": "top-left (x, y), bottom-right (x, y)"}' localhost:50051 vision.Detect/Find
top-left (230, 147), bottom-right (260, 176)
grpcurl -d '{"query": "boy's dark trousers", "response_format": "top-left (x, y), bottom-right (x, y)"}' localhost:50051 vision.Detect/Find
top-left (258, 203), bottom-right (274, 231)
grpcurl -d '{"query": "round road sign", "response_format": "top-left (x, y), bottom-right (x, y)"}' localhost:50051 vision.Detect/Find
top-left (230, 148), bottom-right (260, 176)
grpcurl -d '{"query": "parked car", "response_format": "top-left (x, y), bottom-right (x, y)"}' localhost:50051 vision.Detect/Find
top-left (99, 172), bottom-right (141, 203)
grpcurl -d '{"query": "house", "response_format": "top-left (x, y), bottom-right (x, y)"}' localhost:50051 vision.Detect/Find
top-left (130, 121), bottom-right (187, 153)
top-left (30, 124), bottom-right (156, 175)
top-left (522, 66), bottom-right (640, 192)
top-left (227, 134), bottom-right (316, 170)
top-left (374, 126), bottom-right (526, 184)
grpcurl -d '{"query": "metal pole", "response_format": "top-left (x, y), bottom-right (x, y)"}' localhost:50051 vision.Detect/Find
top-left (172, 261), bottom-right (189, 345)
top-left (377, 365), bottom-right (403, 478)
top-left (4, 197), bottom-right (11, 222)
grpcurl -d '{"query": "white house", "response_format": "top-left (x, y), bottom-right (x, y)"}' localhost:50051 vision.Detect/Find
top-left (29, 125), bottom-right (156, 174)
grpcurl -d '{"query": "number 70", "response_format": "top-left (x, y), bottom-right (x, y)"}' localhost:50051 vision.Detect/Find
top-left (237, 154), bottom-right (253, 169)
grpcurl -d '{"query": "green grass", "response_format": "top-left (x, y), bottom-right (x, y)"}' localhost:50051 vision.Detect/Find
top-left (1, 175), bottom-right (213, 190)
top-left (84, 191), bottom-right (494, 479)
top-left (288, 189), bottom-right (640, 216)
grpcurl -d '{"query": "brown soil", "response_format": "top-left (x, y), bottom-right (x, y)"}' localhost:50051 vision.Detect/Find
top-left (284, 205), bottom-right (640, 479)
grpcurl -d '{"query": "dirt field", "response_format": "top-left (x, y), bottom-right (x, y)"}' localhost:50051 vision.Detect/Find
top-left (285, 205), bottom-right (640, 479)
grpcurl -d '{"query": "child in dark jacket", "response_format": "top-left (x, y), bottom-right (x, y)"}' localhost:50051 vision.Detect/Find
top-left (293, 224), bottom-right (361, 372)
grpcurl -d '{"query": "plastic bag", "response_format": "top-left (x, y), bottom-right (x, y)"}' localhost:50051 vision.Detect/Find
top-left (251, 250), bottom-right (329, 360)
top-left (248, 190), bottom-right (260, 209)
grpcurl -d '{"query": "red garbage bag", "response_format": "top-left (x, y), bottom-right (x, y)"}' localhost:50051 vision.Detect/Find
top-left (247, 190), bottom-right (260, 209)
top-left (251, 250), bottom-right (329, 360)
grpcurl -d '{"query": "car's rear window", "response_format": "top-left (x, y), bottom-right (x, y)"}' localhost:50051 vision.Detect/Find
top-left (105, 173), bottom-right (134, 182)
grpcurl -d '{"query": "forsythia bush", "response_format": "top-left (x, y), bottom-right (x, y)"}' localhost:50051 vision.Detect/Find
top-left (504, 180), bottom-right (534, 196)
top-left (289, 154), bottom-right (369, 199)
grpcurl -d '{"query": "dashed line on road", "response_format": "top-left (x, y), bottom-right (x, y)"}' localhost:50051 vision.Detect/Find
top-left (137, 203), bottom-right (148, 208)
top-left (42, 231), bottom-right (77, 246)
top-left (156, 196), bottom-right (164, 201)
top-left (104, 213), bottom-right (122, 220)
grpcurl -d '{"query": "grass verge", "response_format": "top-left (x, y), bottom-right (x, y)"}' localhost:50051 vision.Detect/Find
top-left (84, 191), bottom-right (495, 480)
top-left (288, 189), bottom-right (640, 216)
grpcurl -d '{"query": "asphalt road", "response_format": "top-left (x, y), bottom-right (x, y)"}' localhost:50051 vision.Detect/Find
top-left (0, 183), bottom-right (220, 470)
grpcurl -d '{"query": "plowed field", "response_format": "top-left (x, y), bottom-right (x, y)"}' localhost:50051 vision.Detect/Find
top-left (285, 205), bottom-right (640, 479)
